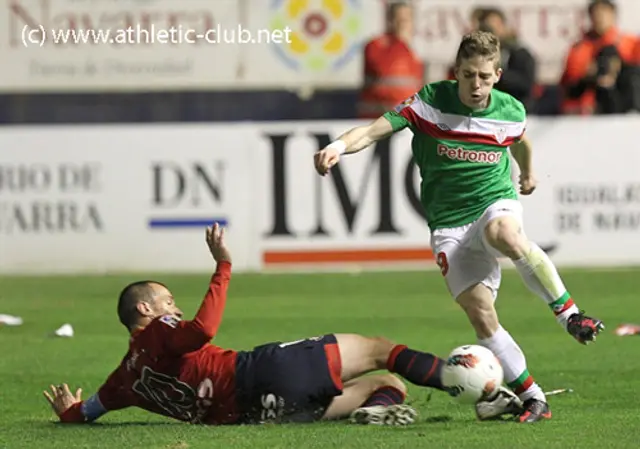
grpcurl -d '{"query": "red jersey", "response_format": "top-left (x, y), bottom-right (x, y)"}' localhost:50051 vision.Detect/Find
top-left (60, 261), bottom-right (240, 425)
top-left (560, 27), bottom-right (637, 114)
top-left (633, 38), bottom-right (640, 65)
top-left (358, 33), bottom-right (424, 118)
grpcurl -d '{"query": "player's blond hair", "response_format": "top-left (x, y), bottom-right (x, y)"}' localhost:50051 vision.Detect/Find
top-left (454, 31), bottom-right (501, 70)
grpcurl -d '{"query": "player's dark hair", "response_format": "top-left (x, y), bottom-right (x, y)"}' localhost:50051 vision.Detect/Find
top-left (117, 280), bottom-right (165, 329)
top-left (455, 30), bottom-right (501, 69)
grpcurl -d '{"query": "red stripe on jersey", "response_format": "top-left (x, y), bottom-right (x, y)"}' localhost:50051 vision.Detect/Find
top-left (399, 107), bottom-right (519, 147)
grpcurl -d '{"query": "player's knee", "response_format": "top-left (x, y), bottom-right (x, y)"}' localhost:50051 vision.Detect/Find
top-left (460, 299), bottom-right (492, 322)
top-left (367, 336), bottom-right (396, 368)
top-left (484, 218), bottom-right (526, 259)
top-left (370, 335), bottom-right (395, 347)
top-left (351, 335), bottom-right (396, 370)
top-left (336, 334), bottom-right (397, 374)
top-left (379, 373), bottom-right (407, 395)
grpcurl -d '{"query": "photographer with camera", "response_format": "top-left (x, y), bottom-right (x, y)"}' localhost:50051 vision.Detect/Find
top-left (559, 0), bottom-right (638, 114)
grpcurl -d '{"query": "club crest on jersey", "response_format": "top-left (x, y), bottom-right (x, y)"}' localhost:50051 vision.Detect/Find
top-left (394, 95), bottom-right (416, 112)
top-left (495, 127), bottom-right (508, 144)
top-left (159, 315), bottom-right (181, 328)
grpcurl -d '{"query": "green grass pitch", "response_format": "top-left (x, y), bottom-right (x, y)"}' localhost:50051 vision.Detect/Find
top-left (1, 267), bottom-right (639, 449)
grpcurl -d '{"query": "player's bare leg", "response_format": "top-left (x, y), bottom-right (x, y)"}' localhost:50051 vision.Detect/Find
top-left (483, 215), bottom-right (604, 344)
top-left (456, 283), bottom-right (550, 423)
top-left (325, 334), bottom-right (450, 425)
top-left (322, 374), bottom-right (416, 425)
top-left (332, 334), bottom-right (447, 390)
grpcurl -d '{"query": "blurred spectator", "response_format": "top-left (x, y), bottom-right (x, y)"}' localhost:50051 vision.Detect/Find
top-left (478, 8), bottom-right (537, 109)
top-left (629, 39), bottom-right (640, 111)
top-left (559, 0), bottom-right (637, 114)
top-left (468, 7), bottom-right (486, 33)
top-left (446, 7), bottom-right (487, 80)
top-left (357, 1), bottom-right (424, 118)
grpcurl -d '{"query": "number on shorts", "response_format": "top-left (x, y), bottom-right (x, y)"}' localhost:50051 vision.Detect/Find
top-left (436, 251), bottom-right (449, 276)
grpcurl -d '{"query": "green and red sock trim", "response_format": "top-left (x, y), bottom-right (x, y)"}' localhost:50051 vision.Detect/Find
top-left (549, 292), bottom-right (575, 316)
top-left (507, 369), bottom-right (535, 395)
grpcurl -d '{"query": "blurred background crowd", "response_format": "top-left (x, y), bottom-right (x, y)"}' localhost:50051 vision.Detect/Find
top-left (1, 0), bottom-right (638, 124)
top-left (359, 0), bottom-right (639, 119)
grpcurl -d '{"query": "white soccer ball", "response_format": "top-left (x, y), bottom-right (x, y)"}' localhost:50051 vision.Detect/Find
top-left (441, 345), bottom-right (504, 404)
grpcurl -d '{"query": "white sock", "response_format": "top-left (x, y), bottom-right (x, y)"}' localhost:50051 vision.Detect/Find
top-left (512, 242), bottom-right (579, 329)
top-left (478, 326), bottom-right (546, 403)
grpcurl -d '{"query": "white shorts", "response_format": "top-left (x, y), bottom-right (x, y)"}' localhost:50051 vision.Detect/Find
top-left (430, 199), bottom-right (524, 300)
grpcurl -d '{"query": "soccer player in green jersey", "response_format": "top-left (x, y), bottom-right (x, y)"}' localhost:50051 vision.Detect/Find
top-left (313, 31), bottom-right (604, 423)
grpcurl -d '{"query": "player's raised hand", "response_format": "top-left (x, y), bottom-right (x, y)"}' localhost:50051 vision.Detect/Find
top-left (314, 147), bottom-right (340, 176)
top-left (519, 173), bottom-right (537, 195)
top-left (206, 222), bottom-right (232, 263)
top-left (43, 383), bottom-right (82, 417)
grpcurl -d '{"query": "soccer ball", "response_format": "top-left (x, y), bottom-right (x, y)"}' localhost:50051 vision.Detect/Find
top-left (441, 345), bottom-right (504, 404)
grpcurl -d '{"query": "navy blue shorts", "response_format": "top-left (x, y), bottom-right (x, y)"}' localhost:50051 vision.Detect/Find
top-left (234, 334), bottom-right (343, 424)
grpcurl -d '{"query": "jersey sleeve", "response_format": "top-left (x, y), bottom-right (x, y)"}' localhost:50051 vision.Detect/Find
top-left (59, 365), bottom-right (131, 423)
top-left (157, 261), bottom-right (232, 355)
top-left (382, 93), bottom-right (418, 132)
top-left (511, 98), bottom-right (527, 142)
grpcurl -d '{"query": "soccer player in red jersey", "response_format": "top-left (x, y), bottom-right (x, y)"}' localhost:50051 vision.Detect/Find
top-left (44, 223), bottom-right (517, 425)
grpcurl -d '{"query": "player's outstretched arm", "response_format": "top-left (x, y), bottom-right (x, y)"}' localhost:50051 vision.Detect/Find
top-left (510, 134), bottom-right (536, 195)
top-left (44, 383), bottom-right (85, 422)
top-left (314, 115), bottom-right (394, 176)
top-left (43, 383), bottom-right (109, 423)
top-left (193, 222), bottom-right (232, 339)
top-left (43, 367), bottom-right (132, 424)
top-left (164, 223), bottom-right (232, 354)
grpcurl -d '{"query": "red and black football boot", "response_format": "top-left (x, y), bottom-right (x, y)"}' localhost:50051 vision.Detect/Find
top-left (567, 311), bottom-right (605, 344)
top-left (517, 398), bottom-right (551, 423)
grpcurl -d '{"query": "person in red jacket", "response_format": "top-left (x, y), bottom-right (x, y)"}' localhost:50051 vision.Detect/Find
top-left (559, 0), bottom-right (637, 114)
top-left (43, 222), bottom-right (522, 426)
top-left (632, 38), bottom-right (640, 65)
top-left (357, 2), bottom-right (424, 118)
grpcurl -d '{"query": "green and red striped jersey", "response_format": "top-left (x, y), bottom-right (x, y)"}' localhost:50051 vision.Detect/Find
top-left (383, 80), bottom-right (526, 231)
